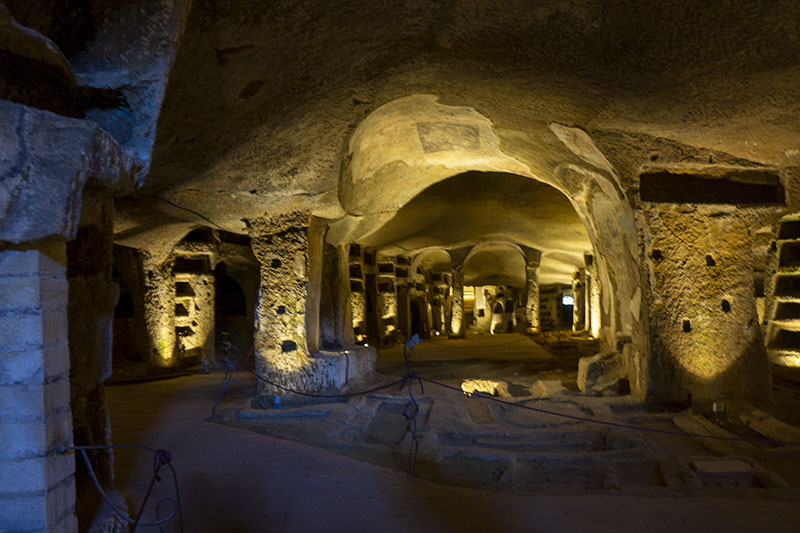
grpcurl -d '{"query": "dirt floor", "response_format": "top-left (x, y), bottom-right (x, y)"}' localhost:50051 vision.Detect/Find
top-left (105, 334), bottom-right (800, 532)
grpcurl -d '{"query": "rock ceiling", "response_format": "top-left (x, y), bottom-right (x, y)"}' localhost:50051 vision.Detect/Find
top-left (4, 0), bottom-right (800, 283)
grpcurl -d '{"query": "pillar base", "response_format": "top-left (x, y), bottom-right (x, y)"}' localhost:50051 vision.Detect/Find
top-left (256, 345), bottom-right (378, 401)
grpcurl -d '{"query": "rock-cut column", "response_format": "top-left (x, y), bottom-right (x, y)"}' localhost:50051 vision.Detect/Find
top-left (572, 269), bottom-right (586, 332)
top-left (140, 252), bottom-right (175, 368)
top-left (448, 266), bottom-right (465, 338)
top-left (524, 251), bottom-right (542, 334)
top-left (584, 253), bottom-right (601, 337)
top-left (251, 213), bottom-right (344, 396)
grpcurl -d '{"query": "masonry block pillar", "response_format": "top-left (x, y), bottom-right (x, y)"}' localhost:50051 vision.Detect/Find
top-left (0, 241), bottom-right (78, 532)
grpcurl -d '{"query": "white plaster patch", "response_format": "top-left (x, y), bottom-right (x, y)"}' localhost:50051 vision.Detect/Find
top-left (630, 286), bottom-right (641, 321)
top-left (549, 123), bottom-right (615, 176)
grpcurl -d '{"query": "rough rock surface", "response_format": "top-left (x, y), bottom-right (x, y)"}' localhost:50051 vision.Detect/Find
top-left (577, 352), bottom-right (627, 396)
top-left (0, 100), bottom-right (140, 244)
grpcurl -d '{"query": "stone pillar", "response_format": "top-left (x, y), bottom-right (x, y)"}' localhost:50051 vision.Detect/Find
top-left (173, 266), bottom-right (214, 365)
top-left (448, 266), bottom-right (465, 338)
top-left (348, 246), bottom-right (367, 340)
top-left (338, 245), bottom-right (355, 346)
top-left (66, 196), bottom-right (118, 527)
top-left (251, 213), bottom-right (346, 395)
top-left (524, 253), bottom-right (541, 334)
top-left (585, 253), bottom-right (601, 337)
top-left (644, 206), bottom-right (770, 403)
top-left (572, 269), bottom-right (586, 332)
top-left (140, 252), bottom-right (175, 368)
top-left (376, 254), bottom-right (399, 344)
top-left (0, 241), bottom-right (78, 532)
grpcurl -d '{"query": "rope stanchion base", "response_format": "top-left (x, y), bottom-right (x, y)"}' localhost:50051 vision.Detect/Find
top-left (59, 444), bottom-right (183, 532)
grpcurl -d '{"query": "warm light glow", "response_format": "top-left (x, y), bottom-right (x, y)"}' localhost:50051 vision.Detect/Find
top-left (561, 295), bottom-right (574, 306)
top-left (773, 352), bottom-right (800, 368)
top-left (461, 379), bottom-right (508, 397)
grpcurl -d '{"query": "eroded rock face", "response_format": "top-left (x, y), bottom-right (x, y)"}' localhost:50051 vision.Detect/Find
top-left (3, 0), bottom-right (800, 407)
top-left (577, 352), bottom-right (627, 396)
top-left (250, 212), bottom-right (315, 392)
top-left (0, 100), bottom-right (139, 244)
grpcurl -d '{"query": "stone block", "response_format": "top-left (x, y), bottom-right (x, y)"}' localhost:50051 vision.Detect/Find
top-left (0, 349), bottom-right (44, 385)
top-left (46, 452), bottom-right (74, 488)
top-left (0, 420), bottom-right (46, 458)
top-left (41, 307), bottom-right (69, 348)
top-left (0, 384), bottom-right (45, 419)
top-left (577, 351), bottom-right (627, 396)
top-left (530, 379), bottom-right (568, 397)
top-left (0, 276), bottom-right (40, 309)
top-left (0, 311), bottom-right (44, 348)
top-left (0, 248), bottom-right (41, 276)
top-left (0, 457), bottom-right (47, 492)
top-left (44, 344), bottom-right (71, 381)
top-left (50, 511), bottom-right (78, 533)
top-left (45, 410), bottom-right (73, 450)
top-left (0, 494), bottom-right (46, 531)
top-left (46, 476), bottom-right (76, 528)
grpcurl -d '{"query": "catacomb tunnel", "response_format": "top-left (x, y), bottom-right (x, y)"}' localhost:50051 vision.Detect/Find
top-left (2, 1), bottom-right (800, 531)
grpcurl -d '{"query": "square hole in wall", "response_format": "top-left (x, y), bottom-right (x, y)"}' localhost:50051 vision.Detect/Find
top-left (173, 256), bottom-right (210, 274)
top-left (350, 280), bottom-right (363, 292)
top-left (774, 302), bottom-right (800, 321)
top-left (778, 220), bottom-right (800, 240)
top-left (349, 264), bottom-right (362, 279)
top-left (769, 329), bottom-right (800, 350)
top-left (349, 244), bottom-right (361, 257)
top-left (780, 242), bottom-right (800, 267)
top-left (775, 275), bottom-right (800, 296)
top-left (175, 282), bottom-right (195, 296)
top-left (378, 263), bottom-right (395, 274)
top-left (378, 282), bottom-right (394, 293)
top-left (175, 326), bottom-right (194, 337)
top-left (396, 268), bottom-right (409, 278)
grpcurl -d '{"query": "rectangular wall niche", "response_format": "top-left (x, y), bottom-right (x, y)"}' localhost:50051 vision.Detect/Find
top-left (173, 256), bottom-right (210, 273)
top-left (775, 274), bottom-right (800, 296)
top-left (639, 167), bottom-right (784, 205)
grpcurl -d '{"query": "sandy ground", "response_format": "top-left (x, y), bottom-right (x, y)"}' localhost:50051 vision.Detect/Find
top-left (105, 341), bottom-right (800, 532)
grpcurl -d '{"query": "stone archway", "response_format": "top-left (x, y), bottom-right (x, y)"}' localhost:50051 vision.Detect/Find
top-left (327, 94), bottom-right (648, 394)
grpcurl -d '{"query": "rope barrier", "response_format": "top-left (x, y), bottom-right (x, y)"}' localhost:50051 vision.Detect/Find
top-left (401, 335), bottom-right (424, 475)
top-left (414, 375), bottom-right (800, 446)
top-left (212, 341), bottom-right (239, 417)
top-left (59, 444), bottom-right (183, 532)
top-left (213, 336), bottom-right (800, 476)
top-left (216, 346), bottom-right (405, 403)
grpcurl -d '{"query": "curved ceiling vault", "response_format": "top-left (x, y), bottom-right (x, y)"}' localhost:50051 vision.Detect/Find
top-left (356, 171), bottom-right (592, 286)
